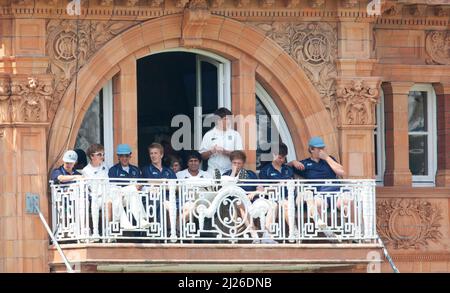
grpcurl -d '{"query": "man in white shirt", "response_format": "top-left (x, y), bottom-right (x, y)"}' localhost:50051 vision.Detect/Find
top-left (81, 144), bottom-right (109, 240)
top-left (177, 151), bottom-right (212, 225)
top-left (199, 107), bottom-right (243, 176)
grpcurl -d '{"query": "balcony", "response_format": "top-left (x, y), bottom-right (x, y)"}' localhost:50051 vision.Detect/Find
top-left (48, 178), bottom-right (383, 272)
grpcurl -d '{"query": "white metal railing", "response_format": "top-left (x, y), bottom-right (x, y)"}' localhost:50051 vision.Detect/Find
top-left (50, 178), bottom-right (377, 244)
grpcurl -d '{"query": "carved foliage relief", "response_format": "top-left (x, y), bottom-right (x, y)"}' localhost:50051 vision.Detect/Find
top-left (377, 199), bottom-right (443, 250)
top-left (46, 19), bottom-right (138, 121)
top-left (336, 79), bottom-right (380, 126)
top-left (253, 22), bottom-right (339, 124)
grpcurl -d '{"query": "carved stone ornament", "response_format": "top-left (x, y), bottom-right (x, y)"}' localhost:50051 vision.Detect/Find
top-left (46, 19), bottom-right (137, 122)
top-left (382, 2), bottom-right (403, 16)
top-left (434, 6), bottom-right (448, 17)
top-left (235, 0), bottom-right (250, 8)
top-left (377, 199), bottom-right (443, 250)
top-left (260, 0), bottom-right (275, 8)
top-left (0, 76), bottom-right (11, 123)
top-left (308, 0), bottom-right (325, 9)
top-left (285, 0), bottom-right (300, 8)
top-left (336, 79), bottom-right (380, 126)
top-left (254, 22), bottom-right (339, 126)
top-left (425, 30), bottom-right (450, 65)
top-left (10, 77), bottom-right (53, 123)
top-left (126, 0), bottom-right (139, 7)
top-left (181, 2), bottom-right (211, 47)
top-left (151, 0), bottom-right (164, 7)
top-left (341, 0), bottom-right (358, 9)
top-left (210, 0), bottom-right (225, 8)
top-left (176, 0), bottom-right (190, 8)
top-left (408, 4), bottom-right (427, 17)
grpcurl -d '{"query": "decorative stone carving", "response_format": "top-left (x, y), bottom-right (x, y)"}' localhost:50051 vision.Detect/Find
top-left (210, 0), bottom-right (225, 8)
top-left (176, 0), bottom-right (189, 8)
top-left (100, 0), bottom-right (114, 6)
top-left (10, 77), bottom-right (53, 123)
top-left (336, 79), bottom-right (380, 125)
top-left (285, 0), bottom-right (299, 8)
top-left (434, 6), bottom-right (448, 17)
top-left (46, 19), bottom-right (137, 122)
top-left (235, 0), bottom-right (250, 8)
top-left (254, 22), bottom-right (339, 125)
top-left (377, 199), bottom-right (443, 249)
top-left (0, 76), bottom-right (11, 123)
top-left (149, 0), bottom-right (164, 7)
top-left (341, 0), bottom-right (358, 9)
top-left (181, 2), bottom-right (211, 47)
top-left (308, 0), bottom-right (325, 9)
top-left (408, 4), bottom-right (427, 17)
top-left (187, 0), bottom-right (209, 9)
top-left (382, 3), bottom-right (403, 16)
top-left (260, 0), bottom-right (275, 8)
top-left (126, 0), bottom-right (139, 7)
top-left (425, 30), bottom-right (450, 65)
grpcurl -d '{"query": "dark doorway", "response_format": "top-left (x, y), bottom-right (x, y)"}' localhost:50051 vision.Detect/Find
top-left (137, 52), bottom-right (219, 168)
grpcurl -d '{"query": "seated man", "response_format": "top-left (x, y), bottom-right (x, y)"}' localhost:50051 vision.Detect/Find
top-left (223, 150), bottom-right (277, 244)
top-left (81, 144), bottom-right (110, 240)
top-left (290, 136), bottom-right (346, 239)
top-left (108, 144), bottom-right (149, 229)
top-left (142, 143), bottom-right (177, 235)
top-left (259, 143), bottom-right (298, 238)
top-left (50, 150), bottom-right (83, 185)
top-left (176, 151), bottom-right (212, 225)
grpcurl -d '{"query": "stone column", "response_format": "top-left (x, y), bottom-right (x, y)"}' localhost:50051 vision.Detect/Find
top-left (336, 19), bottom-right (381, 179)
top-left (113, 56), bottom-right (138, 166)
top-left (231, 56), bottom-right (257, 171)
top-left (435, 83), bottom-right (450, 187)
top-left (382, 82), bottom-right (414, 186)
top-left (0, 75), bottom-right (53, 273)
top-left (0, 18), bottom-right (52, 273)
top-left (336, 78), bottom-right (380, 179)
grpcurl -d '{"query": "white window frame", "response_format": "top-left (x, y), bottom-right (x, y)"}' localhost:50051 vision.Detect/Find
top-left (375, 89), bottom-right (385, 185)
top-left (408, 84), bottom-right (437, 186)
top-left (102, 79), bottom-right (114, 168)
top-left (256, 82), bottom-right (296, 163)
top-left (160, 48), bottom-right (231, 150)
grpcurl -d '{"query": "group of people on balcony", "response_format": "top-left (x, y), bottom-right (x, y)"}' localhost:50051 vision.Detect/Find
top-left (51, 107), bottom-right (347, 243)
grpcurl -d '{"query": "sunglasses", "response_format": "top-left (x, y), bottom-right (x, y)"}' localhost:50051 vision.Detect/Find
top-left (118, 154), bottom-right (130, 158)
top-left (92, 152), bottom-right (104, 157)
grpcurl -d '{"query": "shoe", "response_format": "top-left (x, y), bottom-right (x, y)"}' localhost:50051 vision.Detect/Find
top-left (323, 231), bottom-right (342, 243)
top-left (316, 218), bottom-right (327, 230)
top-left (91, 233), bottom-right (100, 242)
top-left (252, 239), bottom-right (261, 244)
top-left (139, 220), bottom-right (151, 229)
top-left (261, 231), bottom-right (278, 244)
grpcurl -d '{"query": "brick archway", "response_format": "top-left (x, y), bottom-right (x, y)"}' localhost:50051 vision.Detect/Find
top-left (47, 13), bottom-right (337, 169)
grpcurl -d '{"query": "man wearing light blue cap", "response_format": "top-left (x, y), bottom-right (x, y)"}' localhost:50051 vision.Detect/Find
top-left (108, 144), bottom-right (149, 230)
top-left (108, 144), bottom-right (141, 179)
top-left (290, 136), bottom-right (346, 238)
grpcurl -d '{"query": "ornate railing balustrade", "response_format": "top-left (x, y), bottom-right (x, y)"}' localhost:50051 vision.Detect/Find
top-left (50, 178), bottom-right (377, 244)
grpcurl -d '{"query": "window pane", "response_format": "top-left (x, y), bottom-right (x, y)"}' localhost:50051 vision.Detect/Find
top-left (409, 134), bottom-right (428, 176)
top-left (374, 133), bottom-right (378, 176)
top-left (408, 91), bottom-right (427, 132)
top-left (256, 96), bottom-right (281, 170)
top-left (75, 92), bottom-right (103, 152)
